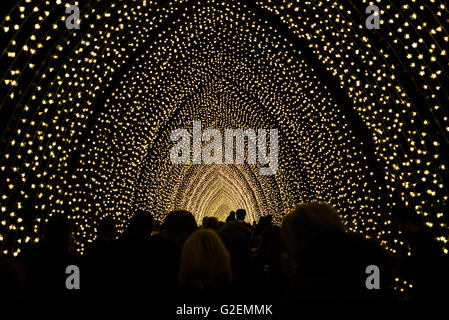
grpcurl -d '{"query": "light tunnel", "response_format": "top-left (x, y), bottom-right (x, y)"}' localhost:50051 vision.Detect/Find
top-left (0, 0), bottom-right (448, 280)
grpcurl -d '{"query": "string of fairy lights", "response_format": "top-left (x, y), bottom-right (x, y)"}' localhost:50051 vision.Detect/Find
top-left (0, 0), bottom-right (448, 298)
top-left (258, 0), bottom-right (449, 248)
top-left (99, 2), bottom-right (382, 246)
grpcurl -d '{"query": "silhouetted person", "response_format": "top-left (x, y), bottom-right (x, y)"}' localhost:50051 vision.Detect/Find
top-left (112, 210), bottom-right (154, 301)
top-left (281, 202), bottom-right (392, 301)
top-left (150, 209), bottom-right (197, 300)
top-left (394, 206), bottom-right (449, 300)
top-left (85, 218), bottom-right (117, 257)
top-left (254, 215), bottom-right (273, 245)
top-left (219, 218), bottom-right (255, 298)
top-left (122, 210), bottom-right (154, 241)
top-left (236, 208), bottom-right (253, 230)
top-left (202, 216), bottom-right (220, 231)
top-left (252, 225), bottom-right (287, 299)
top-left (255, 215), bottom-right (272, 234)
top-left (179, 229), bottom-right (232, 302)
top-left (226, 211), bottom-right (236, 222)
top-left (20, 215), bottom-right (79, 301)
top-left (0, 255), bottom-right (27, 301)
top-left (82, 217), bottom-right (118, 298)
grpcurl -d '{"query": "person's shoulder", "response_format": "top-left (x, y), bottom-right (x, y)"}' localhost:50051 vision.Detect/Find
top-left (234, 220), bottom-right (253, 231)
top-left (243, 222), bottom-right (254, 230)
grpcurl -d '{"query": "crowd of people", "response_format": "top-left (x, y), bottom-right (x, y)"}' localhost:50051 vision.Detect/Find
top-left (1, 202), bottom-right (448, 305)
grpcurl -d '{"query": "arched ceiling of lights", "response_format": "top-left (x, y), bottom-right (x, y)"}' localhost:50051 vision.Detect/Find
top-left (0, 0), bottom-right (448, 257)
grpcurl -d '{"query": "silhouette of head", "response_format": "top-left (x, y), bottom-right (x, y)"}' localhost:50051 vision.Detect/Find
top-left (265, 214), bottom-right (273, 224)
top-left (179, 229), bottom-right (232, 290)
top-left (256, 215), bottom-right (273, 232)
top-left (226, 211), bottom-right (236, 222)
top-left (281, 202), bottom-right (344, 264)
top-left (43, 215), bottom-right (73, 253)
top-left (97, 218), bottom-right (116, 241)
top-left (202, 217), bottom-right (219, 231)
top-left (219, 220), bottom-right (253, 254)
top-left (254, 225), bottom-right (283, 271)
top-left (236, 209), bottom-right (246, 221)
top-left (127, 210), bottom-right (154, 237)
top-left (162, 209), bottom-right (197, 246)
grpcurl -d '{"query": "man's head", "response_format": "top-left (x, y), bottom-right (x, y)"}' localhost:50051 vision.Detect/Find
top-left (281, 202), bottom-right (345, 265)
top-left (226, 211), bottom-right (236, 222)
top-left (43, 215), bottom-right (74, 253)
top-left (97, 218), bottom-right (116, 241)
top-left (236, 209), bottom-right (246, 221)
top-left (127, 210), bottom-right (154, 237)
top-left (161, 209), bottom-right (198, 246)
top-left (202, 217), bottom-right (219, 231)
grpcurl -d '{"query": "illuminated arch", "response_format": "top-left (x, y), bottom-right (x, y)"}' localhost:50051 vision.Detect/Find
top-left (0, 0), bottom-right (447, 281)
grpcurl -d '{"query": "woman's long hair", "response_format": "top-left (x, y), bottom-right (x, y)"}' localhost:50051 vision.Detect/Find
top-left (179, 229), bottom-right (232, 290)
